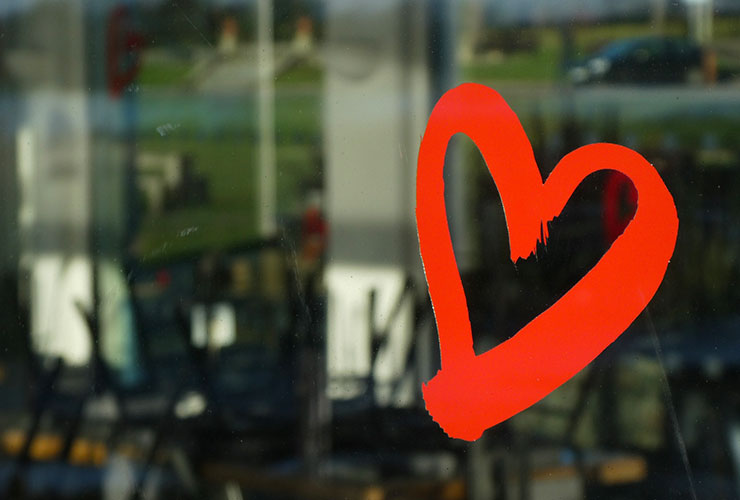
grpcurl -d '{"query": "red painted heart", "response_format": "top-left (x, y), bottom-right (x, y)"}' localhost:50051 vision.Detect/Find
top-left (416, 83), bottom-right (678, 441)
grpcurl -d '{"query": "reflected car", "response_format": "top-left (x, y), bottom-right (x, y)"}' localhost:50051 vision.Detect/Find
top-left (568, 36), bottom-right (703, 85)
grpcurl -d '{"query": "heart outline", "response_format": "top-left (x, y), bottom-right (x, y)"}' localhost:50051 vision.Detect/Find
top-left (416, 83), bottom-right (678, 441)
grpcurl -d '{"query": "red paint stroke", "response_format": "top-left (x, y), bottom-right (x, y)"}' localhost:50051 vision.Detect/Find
top-left (603, 170), bottom-right (638, 245)
top-left (416, 83), bottom-right (678, 441)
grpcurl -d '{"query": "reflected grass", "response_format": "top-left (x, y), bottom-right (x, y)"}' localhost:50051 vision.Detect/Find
top-left (134, 85), bottom-right (321, 261)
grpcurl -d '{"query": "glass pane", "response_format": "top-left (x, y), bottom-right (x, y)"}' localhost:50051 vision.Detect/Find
top-left (0, 1), bottom-right (738, 499)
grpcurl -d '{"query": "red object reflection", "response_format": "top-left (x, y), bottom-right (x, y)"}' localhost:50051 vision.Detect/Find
top-left (604, 170), bottom-right (638, 246)
top-left (106, 5), bottom-right (143, 97)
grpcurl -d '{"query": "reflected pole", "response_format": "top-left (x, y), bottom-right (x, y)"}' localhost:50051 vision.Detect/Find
top-left (685, 0), bottom-right (714, 44)
top-left (257, 0), bottom-right (277, 237)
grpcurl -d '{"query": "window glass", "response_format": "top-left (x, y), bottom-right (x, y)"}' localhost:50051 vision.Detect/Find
top-left (0, 1), bottom-right (738, 499)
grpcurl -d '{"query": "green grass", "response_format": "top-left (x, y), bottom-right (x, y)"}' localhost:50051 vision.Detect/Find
top-left (134, 138), bottom-right (257, 260)
top-left (138, 58), bottom-right (192, 87)
top-left (573, 16), bottom-right (739, 46)
top-left (621, 116), bottom-right (740, 152)
top-left (138, 53), bottom-right (322, 89)
top-left (137, 209), bottom-right (256, 261)
top-left (275, 63), bottom-right (322, 87)
top-left (134, 86), bottom-right (322, 261)
top-left (463, 46), bottom-right (562, 82)
top-left (134, 140), bottom-right (319, 261)
top-left (573, 21), bottom-right (687, 53)
top-left (463, 29), bottom-right (562, 82)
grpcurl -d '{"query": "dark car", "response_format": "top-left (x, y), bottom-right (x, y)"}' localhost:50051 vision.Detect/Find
top-left (568, 36), bottom-right (703, 84)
